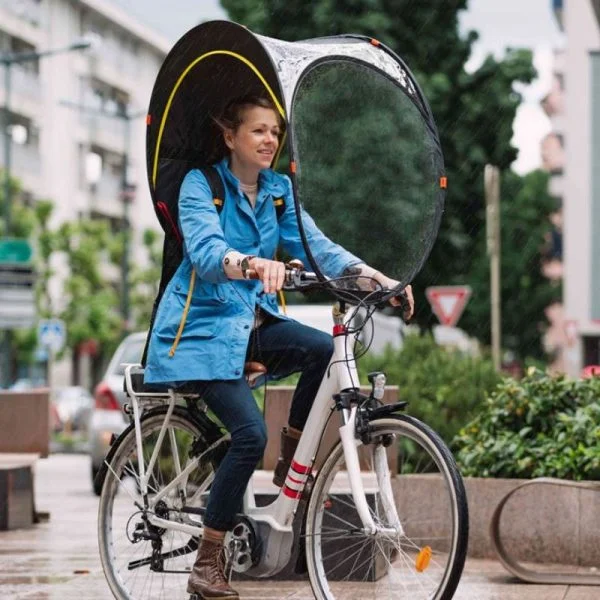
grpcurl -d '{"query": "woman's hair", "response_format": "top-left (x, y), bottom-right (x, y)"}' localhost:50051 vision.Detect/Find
top-left (209, 94), bottom-right (285, 162)
top-left (214, 94), bottom-right (283, 133)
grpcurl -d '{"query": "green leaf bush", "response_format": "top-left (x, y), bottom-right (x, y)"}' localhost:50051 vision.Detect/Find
top-left (358, 333), bottom-right (501, 444)
top-left (454, 369), bottom-right (600, 480)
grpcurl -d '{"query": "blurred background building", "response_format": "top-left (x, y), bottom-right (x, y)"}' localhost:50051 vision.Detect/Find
top-left (0, 0), bottom-right (169, 386)
top-left (548, 0), bottom-right (600, 375)
top-left (540, 43), bottom-right (565, 371)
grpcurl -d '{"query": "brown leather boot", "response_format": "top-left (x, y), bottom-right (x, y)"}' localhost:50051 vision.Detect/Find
top-left (273, 427), bottom-right (301, 487)
top-left (187, 537), bottom-right (239, 599)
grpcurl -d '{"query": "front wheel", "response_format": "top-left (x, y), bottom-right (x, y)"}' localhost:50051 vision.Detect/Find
top-left (305, 414), bottom-right (469, 600)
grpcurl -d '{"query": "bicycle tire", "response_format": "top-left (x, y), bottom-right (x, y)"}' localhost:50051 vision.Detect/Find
top-left (305, 414), bottom-right (469, 600)
top-left (98, 406), bottom-right (217, 600)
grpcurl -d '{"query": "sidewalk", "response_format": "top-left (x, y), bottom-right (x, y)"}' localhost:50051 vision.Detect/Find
top-left (0, 454), bottom-right (598, 599)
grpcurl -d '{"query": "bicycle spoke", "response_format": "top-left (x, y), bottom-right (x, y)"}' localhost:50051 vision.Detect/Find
top-left (305, 415), bottom-right (468, 600)
top-left (98, 410), bottom-right (220, 600)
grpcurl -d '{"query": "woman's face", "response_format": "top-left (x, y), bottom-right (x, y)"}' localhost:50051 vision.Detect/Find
top-left (224, 106), bottom-right (281, 172)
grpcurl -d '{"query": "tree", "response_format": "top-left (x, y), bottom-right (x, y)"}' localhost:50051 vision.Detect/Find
top-left (13, 200), bottom-right (56, 367)
top-left (130, 228), bottom-right (162, 332)
top-left (462, 170), bottom-right (561, 360)
top-left (221, 0), bottom-right (552, 359)
top-left (55, 218), bottom-right (123, 382)
top-left (10, 198), bottom-right (125, 383)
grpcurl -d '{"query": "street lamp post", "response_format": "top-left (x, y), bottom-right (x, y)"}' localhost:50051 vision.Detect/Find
top-left (0, 39), bottom-right (93, 387)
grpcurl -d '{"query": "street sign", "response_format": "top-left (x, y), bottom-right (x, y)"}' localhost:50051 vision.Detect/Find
top-left (38, 319), bottom-right (66, 353)
top-left (0, 288), bottom-right (36, 328)
top-left (0, 241), bottom-right (36, 329)
top-left (426, 286), bottom-right (472, 327)
top-left (0, 239), bottom-right (33, 264)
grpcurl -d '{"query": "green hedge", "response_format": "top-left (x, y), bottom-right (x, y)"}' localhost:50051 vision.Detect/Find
top-left (358, 333), bottom-right (501, 444)
top-left (454, 369), bottom-right (600, 480)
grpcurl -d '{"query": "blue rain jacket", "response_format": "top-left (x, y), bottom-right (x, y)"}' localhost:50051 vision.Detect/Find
top-left (143, 158), bottom-right (361, 385)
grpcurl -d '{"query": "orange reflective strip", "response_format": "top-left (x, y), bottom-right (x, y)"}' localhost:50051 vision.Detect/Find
top-left (290, 161), bottom-right (297, 174)
top-left (440, 176), bottom-right (448, 189)
top-left (146, 114), bottom-right (152, 126)
top-left (370, 38), bottom-right (381, 46)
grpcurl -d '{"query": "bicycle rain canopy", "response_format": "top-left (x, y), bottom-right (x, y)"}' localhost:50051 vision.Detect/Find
top-left (146, 20), bottom-right (445, 306)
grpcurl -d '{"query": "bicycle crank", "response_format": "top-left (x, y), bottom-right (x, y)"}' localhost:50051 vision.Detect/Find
top-left (225, 516), bottom-right (261, 574)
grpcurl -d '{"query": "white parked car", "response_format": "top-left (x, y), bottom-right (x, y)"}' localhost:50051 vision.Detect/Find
top-left (89, 331), bottom-right (147, 495)
top-left (284, 303), bottom-right (404, 353)
top-left (88, 306), bottom-right (403, 494)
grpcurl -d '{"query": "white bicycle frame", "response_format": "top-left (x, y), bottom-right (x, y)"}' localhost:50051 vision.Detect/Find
top-left (119, 303), bottom-right (403, 577)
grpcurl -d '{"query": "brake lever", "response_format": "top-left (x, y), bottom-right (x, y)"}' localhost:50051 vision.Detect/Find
top-left (373, 288), bottom-right (412, 322)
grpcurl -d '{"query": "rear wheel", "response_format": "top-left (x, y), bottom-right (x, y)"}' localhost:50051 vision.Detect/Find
top-left (305, 414), bottom-right (468, 600)
top-left (97, 407), bottom-right (219, 600)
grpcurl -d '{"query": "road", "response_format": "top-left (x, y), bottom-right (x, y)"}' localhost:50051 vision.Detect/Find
top-left (0, 454), bottom-right (598, 599)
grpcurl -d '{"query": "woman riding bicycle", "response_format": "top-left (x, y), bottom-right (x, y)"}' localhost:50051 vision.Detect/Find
top-left (143, 94), bottom-right (414, 599)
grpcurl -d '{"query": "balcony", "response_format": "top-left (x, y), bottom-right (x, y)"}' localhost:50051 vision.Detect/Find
top-left (0, 0), bottom-right (43, 27)
top-left (88, 175), bottom-right (124, 218)
top-left (10, 65), bottom-right (41, 102)
top-left (549, 173), bottom-right (564, 199)
top-left (79, 111), bottom-right (127, 153)
top-left (0, 140), bottom-right (41, 194)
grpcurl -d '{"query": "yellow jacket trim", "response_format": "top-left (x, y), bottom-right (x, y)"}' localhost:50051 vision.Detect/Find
top-left (169, 270), bottom-right (196, 357)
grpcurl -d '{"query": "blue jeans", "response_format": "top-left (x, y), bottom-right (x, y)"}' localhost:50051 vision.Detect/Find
top-left (180, 316), bottom-right (333, 531)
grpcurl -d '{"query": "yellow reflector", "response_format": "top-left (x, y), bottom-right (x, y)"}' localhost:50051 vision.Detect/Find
top-left (415, 546), bottom-right (432, 572)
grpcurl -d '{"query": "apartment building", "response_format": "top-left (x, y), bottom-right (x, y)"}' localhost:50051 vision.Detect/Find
top-left (539, 47), bottom-right (566, 371)
top-left (553, 0), bottom-right (600, 374)
top-left (0, 0), bottom-right (170, 384)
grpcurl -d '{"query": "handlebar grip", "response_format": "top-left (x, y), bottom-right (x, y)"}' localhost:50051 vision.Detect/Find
top-left (244, 269), bottom-right (260, 280)
top-left (373, 288), bottom-right (412, 321)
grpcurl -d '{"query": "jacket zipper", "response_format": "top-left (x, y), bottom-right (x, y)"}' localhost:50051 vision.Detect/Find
top-left (169, 270), bottom-right (196, 357)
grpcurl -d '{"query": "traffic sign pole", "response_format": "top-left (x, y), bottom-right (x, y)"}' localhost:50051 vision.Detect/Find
top-left (38, 319), bottom-right (66, 393)
top-left (485, 164), bottom-right (501, 372)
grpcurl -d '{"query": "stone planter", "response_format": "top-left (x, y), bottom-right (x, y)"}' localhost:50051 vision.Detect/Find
top-left (262, 386), bottom-right (600, 567)
top-left (0, 390), bottom-right (50, 456)
top-left (393, 474), bottom-right (600, 566)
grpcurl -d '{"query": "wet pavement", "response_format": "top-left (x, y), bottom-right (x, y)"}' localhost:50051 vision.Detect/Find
top-left (0, 453), bottom-right (599, 599)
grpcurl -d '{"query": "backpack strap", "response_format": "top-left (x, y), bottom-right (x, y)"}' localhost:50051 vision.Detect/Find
top-left (273, 196), bottom-right (286, 220)
top-left (200, 165), bottom-right (286, 219)
top-left (199, 165), bottom-right (226, 214)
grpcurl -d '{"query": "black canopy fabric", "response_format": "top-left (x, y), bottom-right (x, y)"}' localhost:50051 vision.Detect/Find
top-left (145, 20), bottom-right (445, 308)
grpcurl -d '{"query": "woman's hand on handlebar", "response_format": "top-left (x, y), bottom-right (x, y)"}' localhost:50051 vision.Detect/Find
top-left (373, 273), bottom-right (414, 320)
top-left (247, 257), bottom-right (286, 294)
top-left (394, 284), bottom-right (414, 320)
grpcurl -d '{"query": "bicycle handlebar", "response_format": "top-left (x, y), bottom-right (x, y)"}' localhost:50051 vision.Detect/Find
top-left (246, 266), bottom-right (411, 316)
top-left (245, 267), bottom-right (320, 291)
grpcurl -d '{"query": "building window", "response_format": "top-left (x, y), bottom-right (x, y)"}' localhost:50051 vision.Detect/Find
top-left (82, 77), bottom-right (131, 117)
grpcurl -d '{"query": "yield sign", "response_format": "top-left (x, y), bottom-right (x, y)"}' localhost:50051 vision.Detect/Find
top-left (425, 286), bottom-right (472, 327)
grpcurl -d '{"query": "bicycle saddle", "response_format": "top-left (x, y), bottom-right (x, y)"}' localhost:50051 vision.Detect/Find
top-left (245, 361), bottom-right (267, 388)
